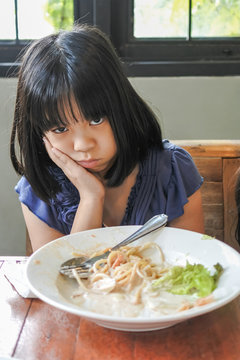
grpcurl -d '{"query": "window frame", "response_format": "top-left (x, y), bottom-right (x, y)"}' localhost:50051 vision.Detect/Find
top-left (110, 0), bottom-right (240, 76)
top-left (1, 0), bottom-right (240, 77)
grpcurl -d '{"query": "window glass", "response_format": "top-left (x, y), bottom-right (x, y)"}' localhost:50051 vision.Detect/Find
top-left (0, 1), bottom-right (15, 39)
top-left (134, 0), bottom-right (189, 38)
top-left (134, 0), bottom-right (240, 39)
top-left (0, 0), bottom-right (74, 41)
top-left (192, 0), bottom-right (240, 37)
top-left (18, 0), bottom-right (54, 39)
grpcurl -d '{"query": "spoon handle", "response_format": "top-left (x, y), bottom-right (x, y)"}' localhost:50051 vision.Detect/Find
top-left (111, 214), bottom-right (168, 251)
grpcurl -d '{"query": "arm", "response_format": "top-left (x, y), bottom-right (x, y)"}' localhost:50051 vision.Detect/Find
top-left (22, 193), bottom-right (105, 252)
top-left (168, 188), bottom-right (204, 233)
top-left (22, 203), bottom-right (64, 252)
top-left (47, 143), bottom-right (106, 233)
top-left (25, 138), bottom-right (105, 251)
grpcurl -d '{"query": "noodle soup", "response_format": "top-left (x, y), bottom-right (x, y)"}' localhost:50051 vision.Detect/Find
top-left (60, 242), bottom-right (219, 318)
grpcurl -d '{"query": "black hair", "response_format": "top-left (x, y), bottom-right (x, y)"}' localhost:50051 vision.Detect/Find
top-left (235, 174), bottom-right (240, 245)
top-left (10, 24), bottom-right (163, 202)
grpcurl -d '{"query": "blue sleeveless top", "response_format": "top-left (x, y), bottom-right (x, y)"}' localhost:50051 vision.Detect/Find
top-left (15, 140), bottom-right (203, 234)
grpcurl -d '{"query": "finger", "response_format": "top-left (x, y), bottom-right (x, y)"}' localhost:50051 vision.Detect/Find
top-left (43, 137), bottom-right (70, 167)
top-left (50, 147), bottom-right (69, 166)
top-left (42, 137), bottom-right (93, 186)
top-left (42, 137), bottom-right (54, 159)
top-left (42, 136), bottom-right (51, 147)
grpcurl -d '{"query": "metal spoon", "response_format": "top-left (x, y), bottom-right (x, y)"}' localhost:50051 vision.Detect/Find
top-left (59, 213), bottom-right (168, 278)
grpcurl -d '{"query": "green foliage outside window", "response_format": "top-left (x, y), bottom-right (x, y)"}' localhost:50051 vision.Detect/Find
top-left (191, 0), bottom-right (240, 37)
top-left (134, 0), bottom-right (240, 38)
top-left (44, 0), bottom-right (74, 31)
top-left (44, 0), bottom-right (240, 37)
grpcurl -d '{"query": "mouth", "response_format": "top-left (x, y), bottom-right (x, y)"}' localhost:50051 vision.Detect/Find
top-left (76, 159), bottom-right (100, 169)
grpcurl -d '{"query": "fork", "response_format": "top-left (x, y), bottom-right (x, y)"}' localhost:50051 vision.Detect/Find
top-left (59, 214), bottom-right (168, 278)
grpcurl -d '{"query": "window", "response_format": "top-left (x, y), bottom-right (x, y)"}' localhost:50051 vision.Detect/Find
top-left (1, 0), bottom-right (240, 77)
top-left (112, 0), bottom-right (240, 76)
top-left (0, 0), bottom-right (74, 76)
top-left (134, 0), bottom-right (240, 38)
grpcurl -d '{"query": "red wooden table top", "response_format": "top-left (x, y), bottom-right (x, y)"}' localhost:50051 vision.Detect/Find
top-left (1, 257), bottom-right (240, 360)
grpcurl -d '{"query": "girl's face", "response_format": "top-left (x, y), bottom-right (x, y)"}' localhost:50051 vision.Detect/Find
top-left (44, 106), bottom-right (117, 178)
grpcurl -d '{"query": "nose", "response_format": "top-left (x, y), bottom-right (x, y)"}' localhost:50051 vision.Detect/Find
top-left (73, 131), bottom-right (95, 152)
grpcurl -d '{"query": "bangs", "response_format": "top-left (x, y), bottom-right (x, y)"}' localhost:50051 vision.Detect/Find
top-left (29, 74), bottom-right (112, 135)
top-left (27, 71), bottom-right (71, 134)
top-left (22, 27), bottom-right (121, 136)
top-left (71, 61), bottom-right (116, 124)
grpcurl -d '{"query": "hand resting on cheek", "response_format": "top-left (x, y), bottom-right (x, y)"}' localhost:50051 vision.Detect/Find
top-left (43, 136), bottom-right (105, 202)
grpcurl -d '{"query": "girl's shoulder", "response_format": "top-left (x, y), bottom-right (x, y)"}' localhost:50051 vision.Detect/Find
top-left (141, 140), bottom-right (196, 174)
top-left (162, 139), bottom-right (192, 159)
top-left (141, 140), bottom-right (203, 191)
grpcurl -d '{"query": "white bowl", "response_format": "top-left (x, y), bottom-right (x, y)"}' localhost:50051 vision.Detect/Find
top-left (26, 226), bottom-right (240, 332)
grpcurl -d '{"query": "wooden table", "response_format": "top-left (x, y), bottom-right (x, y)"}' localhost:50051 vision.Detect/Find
top-left (1, 257), bottom-right (240, 360)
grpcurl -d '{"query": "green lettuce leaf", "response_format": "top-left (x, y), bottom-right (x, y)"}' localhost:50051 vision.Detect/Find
top-left (152, 262), bottom-right (224, 298)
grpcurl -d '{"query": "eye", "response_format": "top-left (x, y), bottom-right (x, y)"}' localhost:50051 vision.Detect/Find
top-left (89, 117), bottom-right (104, 126)
top-left (51, 127), bottom-right (68, 134)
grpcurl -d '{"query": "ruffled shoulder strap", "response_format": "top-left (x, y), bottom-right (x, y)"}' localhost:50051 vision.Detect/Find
top-left (122, 141), bottom-right (203, 225)
top-left (161, 140), bottom-right (203, 221)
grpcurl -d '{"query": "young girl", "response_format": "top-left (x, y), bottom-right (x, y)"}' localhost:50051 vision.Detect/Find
top-left (10, 24), bottom-right (204, 252)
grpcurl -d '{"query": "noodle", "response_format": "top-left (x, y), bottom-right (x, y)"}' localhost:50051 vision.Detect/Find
top-left (71, 241), bottom-right (214, 317)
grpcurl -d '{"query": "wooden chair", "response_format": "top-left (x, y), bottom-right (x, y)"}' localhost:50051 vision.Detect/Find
top-left (174, 140), bottom-right (240, 251)
top-left (26, 140), bottom-right (240, 254)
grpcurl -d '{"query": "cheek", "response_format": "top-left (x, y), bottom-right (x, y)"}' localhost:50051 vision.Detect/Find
top-left (106, 134), bottom-right (117, 157)
top-left (45, 133), bottom-right (69, 151)
top-left (102, 125), bottom-right (117, 153)
top-left (112, 137), bottom-right (118, 153)
top-left (44, 131), bottom-right (54, 142)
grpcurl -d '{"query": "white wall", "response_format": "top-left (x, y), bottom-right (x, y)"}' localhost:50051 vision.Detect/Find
top-left (0, 78), bottom-right (25, 255)
top-left (130, 77), bottom-right (240, 140)
top-left (1, 76), bottom-right (240, 255)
